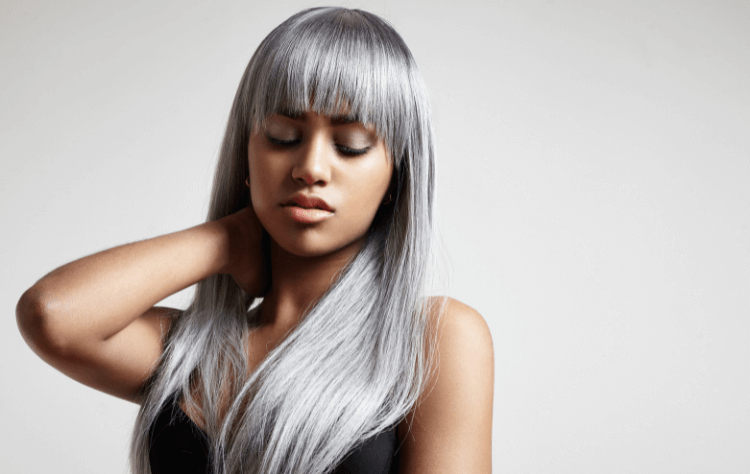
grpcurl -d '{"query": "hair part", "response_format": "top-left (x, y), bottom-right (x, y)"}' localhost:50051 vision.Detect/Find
top-left (129, 7), bottom-right (447, 474)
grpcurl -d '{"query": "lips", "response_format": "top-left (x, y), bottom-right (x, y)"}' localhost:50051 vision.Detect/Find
top-left (282, 194), bottom-right (334, 212)
top-left (281, 194), bottom-right (334, 224)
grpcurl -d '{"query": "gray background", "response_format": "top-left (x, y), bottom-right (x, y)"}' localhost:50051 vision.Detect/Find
top-left (2, 0), bottom-right (748, 472)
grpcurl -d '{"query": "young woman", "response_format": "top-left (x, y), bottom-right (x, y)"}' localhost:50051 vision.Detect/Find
top-left (16, 7), bottom-right (494, 474)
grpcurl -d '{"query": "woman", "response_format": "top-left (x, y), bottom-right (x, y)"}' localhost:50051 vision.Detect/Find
top-left (16, 7), bottom-right (493, 474)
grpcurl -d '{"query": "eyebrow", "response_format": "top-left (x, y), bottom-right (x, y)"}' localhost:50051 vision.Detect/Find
top-left (278, 110), bottom-right (360, 126)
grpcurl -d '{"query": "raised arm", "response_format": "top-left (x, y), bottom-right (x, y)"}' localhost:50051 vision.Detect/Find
top-left (15, 207), bottom-right (263, 404)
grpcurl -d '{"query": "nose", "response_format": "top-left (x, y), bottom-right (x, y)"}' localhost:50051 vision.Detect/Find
top-left (291, 132), bottom-right (331, 186)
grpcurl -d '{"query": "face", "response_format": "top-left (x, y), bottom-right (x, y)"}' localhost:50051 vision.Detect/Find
top-left (248, 110), bottom-right (393, 258)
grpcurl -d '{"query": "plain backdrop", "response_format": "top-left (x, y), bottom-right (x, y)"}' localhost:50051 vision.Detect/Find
top-left (2, 0), bottom-right (748, 473)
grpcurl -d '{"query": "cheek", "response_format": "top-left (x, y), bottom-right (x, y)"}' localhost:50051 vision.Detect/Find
top-left (249, 170), bottom-right (274, 218)
top-left (248, 153), bottom-right (278, 209)
top-left (248, 172), bottom-right (277, 234)
top-left (369, 162), bottom-right (393, 204)
top-left (356, 153), bottom-right (392, 193)
top-left (348, 162), bottom-right (392, 217)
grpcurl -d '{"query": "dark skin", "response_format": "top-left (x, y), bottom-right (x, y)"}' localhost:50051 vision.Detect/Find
top-left (247, 111), bottom-right (394, 329)
top-left (16, 112), bottom-right (494, 473)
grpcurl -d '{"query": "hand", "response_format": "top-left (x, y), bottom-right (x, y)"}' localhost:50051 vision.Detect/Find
top-left (217, 206), bottom-right (266, 295)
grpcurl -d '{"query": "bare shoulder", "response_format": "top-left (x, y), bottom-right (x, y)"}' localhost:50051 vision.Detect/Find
top-left (398, 296), bottom-right (494, 473)
top-left (426, 296), bottom-right (494, 402)
top-left (421, 296), bottom-right (494, 380)
top-left (428, 296), bottom-right (493, 356)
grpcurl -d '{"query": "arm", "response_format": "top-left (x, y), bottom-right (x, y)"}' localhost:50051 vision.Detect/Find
top-left (398, 297), bottom-right (495, 473)
top-left (15, 207), bottom-right (263, 404)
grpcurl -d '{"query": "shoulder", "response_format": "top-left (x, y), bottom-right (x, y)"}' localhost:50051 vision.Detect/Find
top-left (426, 296), bottom-right (494, 404)
top-left (423, 296), bottom-right (494, 379)
top-left (397, 297), bottom-right (493, 473)
top-left (428, 296), bottom-right (493, 354)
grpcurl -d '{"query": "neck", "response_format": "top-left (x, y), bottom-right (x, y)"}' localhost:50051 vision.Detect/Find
top-left (259, 237), bottom-right (365, 331)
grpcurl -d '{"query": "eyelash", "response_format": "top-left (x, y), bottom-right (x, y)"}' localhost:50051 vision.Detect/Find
top-left (266, 136), bottom-right (370, 156)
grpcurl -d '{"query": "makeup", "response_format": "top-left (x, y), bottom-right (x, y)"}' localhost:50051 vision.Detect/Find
top-left (284, 206), bottom-right (334, 224)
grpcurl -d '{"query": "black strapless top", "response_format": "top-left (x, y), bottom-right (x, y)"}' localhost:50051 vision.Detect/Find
top-left (148, 394), bottom-right (401, 474)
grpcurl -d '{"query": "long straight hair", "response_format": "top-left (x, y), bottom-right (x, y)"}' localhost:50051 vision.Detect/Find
top-left (129, 7), bottom-right (446, 474)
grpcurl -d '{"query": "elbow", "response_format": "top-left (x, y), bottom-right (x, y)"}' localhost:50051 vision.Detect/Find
top-left (16, 286), bottom-right (70, 356)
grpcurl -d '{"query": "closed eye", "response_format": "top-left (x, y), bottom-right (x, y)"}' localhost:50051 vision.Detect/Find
top-left (266, 133), bottom-right (370, 156)
top-left (337, 145), bottom-right (370, 156)
top-left (266, 135), bottom-right (300, 147)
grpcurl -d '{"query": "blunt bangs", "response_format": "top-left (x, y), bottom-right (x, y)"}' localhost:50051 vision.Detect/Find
top-left (243, 8), bottom-right (418, 168)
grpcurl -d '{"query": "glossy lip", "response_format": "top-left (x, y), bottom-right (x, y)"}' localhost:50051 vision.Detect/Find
top-left (282, 194), bottom-right (334, 212)
top-left (284, 206), bottom-right (333, 224)
top-left (281, 194), bottom-right (334, 224)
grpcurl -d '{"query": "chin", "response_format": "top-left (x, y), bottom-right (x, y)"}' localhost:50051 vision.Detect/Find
top-left (271, 229), bottom-right (367, 261)
top-left (277, 240), bottom-right (333, 258)
top-left (258, 209), bottom-right (369, 260)
top-left (263, 225), bottom-right (333, 257)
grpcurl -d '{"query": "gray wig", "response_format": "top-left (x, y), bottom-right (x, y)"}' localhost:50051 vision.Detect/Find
top-left (129, 7), bottom-right (446, 474)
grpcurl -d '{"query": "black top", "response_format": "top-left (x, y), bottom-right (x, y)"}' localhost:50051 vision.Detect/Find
top-left (149, 394), bottom-right (401, 474)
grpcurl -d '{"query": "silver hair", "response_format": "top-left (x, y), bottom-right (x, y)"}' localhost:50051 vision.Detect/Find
top-left (129, 7), bottom-right (447, 474)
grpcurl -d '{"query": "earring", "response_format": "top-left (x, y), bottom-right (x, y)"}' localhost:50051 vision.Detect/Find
top-left (245, 177), bottom-right (250, 187)
top-left (382, 193), bottom-right (393, 205)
